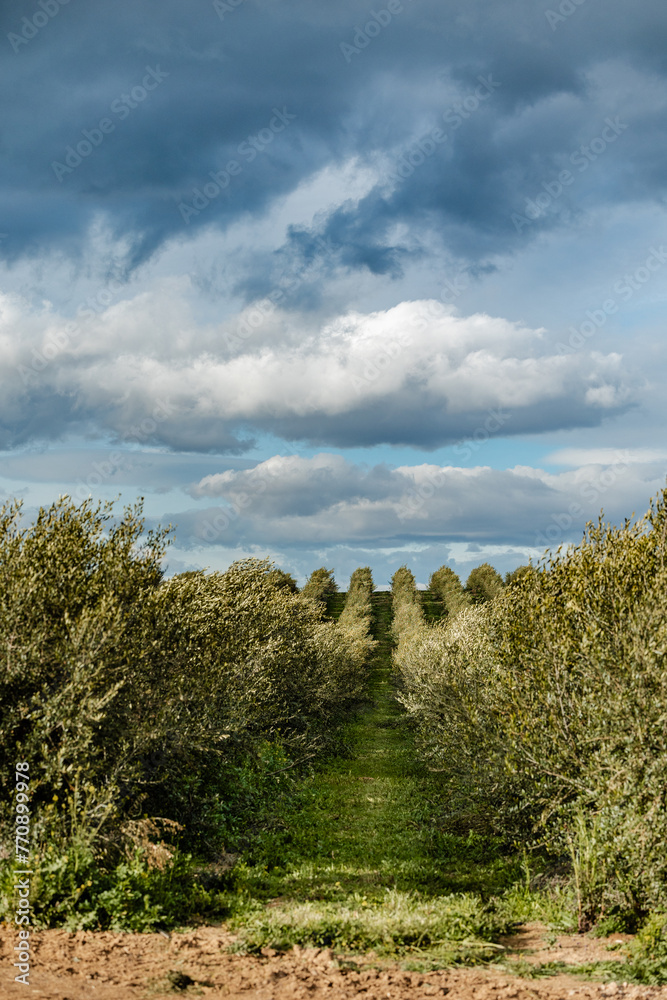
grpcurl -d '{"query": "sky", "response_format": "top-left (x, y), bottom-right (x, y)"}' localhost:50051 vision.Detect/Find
top-left (1, 0), bottom-right (666, 587)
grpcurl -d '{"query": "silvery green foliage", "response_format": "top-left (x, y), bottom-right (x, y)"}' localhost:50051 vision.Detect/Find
top-left (390, 566), bottom-right (424, 644)
top-left (301, 566), bottom-right (338, 602)
top-left (0, 498), bottom-right (373, 861)
top-left (464, 563), bottom-right (504, 604)
top-left (429, 565), bottom-right (467, 617)
top-left (393, 488), bottom-right (667, 917)
top-left (393, 597), bottom-right (507, 825)
top-left (337, 567), bottom-right (377, 671)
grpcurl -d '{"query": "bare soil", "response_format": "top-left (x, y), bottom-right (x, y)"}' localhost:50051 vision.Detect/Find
top-left (2, 923), bottom-right (666, 1000)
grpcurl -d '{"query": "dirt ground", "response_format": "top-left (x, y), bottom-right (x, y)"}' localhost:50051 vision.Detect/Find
top-left (2, 923), bottom-right (667, 1000)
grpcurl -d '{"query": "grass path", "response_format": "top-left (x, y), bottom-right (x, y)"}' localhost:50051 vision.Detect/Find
top-left (231, 593), bottom-right (523, 957)
top-left (237, 592), bottom-right (444, 902)
top-left (288, 591), bottom-right (440, 898)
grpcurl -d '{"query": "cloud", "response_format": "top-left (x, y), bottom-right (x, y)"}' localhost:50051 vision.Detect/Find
top-left (172, 450), bottom-right (666, 549)
top-left (0, 446), bottom-right (255, 493)
top-left (188, 452), bottom-right (399, 515)
top-left (547, 446), bottom-right (667, 467)
top-left (0, 293), bottom-right (637, 451)
top-left (2, 0), bottom-right (667, 275)
top-left (2, 0), bottom-right (666, 592)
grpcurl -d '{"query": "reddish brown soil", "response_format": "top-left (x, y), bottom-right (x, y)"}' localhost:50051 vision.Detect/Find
top-left (2, 923), bottom-right (666, 1000)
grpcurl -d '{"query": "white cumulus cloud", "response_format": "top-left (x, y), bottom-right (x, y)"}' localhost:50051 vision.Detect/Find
top-left (0, 287), bottom-right (639, 451)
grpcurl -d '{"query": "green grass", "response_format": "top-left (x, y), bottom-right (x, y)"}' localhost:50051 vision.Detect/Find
top-left (206, 591), bottom-right (667, 984)
top-left (500, 958), bottom-right (625, 982)
top-left (230, 890), bottom-right (507, 963)
top-left (325, 592), bottom-right (347, 620)
top-left (228, 593), bottom-right (530, 961)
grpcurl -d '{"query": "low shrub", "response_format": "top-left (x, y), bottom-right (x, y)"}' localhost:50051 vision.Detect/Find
top-left (390, 566), bottom-right (424, 643)
top-left (625, 913), bottom-right (667, 984)
top-left (266, 568), bottom-right (299, 593)
top-left (0, 842), bottom-right (225, 931)
top-left (0, 498), bottom-right (372, 928)
top-left (336, 566), bottom-right (377, 676)
top-left (464, 563), bottom-right (504, 604)
top-left (395, 487), bottom-right (667, 924)
top-left (302, 567), bottom-right (338, 602)
top-left (429, 565), bottom-right (467, 617)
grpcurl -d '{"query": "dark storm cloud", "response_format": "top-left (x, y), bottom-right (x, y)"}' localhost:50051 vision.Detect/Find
top-left (2, 0), bottom-right (667, 276)
top-left (254, 394), bottom-right (633, 452)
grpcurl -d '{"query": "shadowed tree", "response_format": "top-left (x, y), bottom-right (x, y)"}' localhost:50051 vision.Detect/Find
top-left (302, 567), bottom-right (337, 602)
top-left (266, 568), bottom-right (299, 593)
top-left (429, 565), bottom-right (467, 616)
top-left (465, 563), bottom-right (504, 604)
top-left (505, 565), bottom-right (532, 586)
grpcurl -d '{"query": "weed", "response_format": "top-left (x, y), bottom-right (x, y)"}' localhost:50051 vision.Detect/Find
top-left (624, 913), bottom-right (667, 984)
top-left (230, 889), bottom-right (505, 957)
